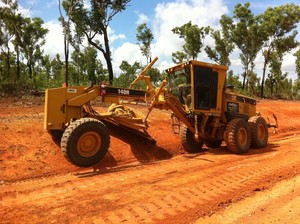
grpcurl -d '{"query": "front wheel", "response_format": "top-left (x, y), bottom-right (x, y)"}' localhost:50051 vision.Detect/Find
top-left (180, 125), bottom-right (203, 153)
top-left (61, 118), bottom-right (110, 167)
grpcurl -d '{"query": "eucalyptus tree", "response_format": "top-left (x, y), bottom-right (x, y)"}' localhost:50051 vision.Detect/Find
top-left (172, 21), bottom-right (209, 61)
top-left (259, 3), bottom-right (300, 98)
top-left (59, 0), bottom-right (79, 86)
top-left (171, 51), bottom-right (188, 64)
top-left (114, 60), bottom-right (142, 88)
top-left (294, 49), bottom-right (300, 79)
top-left (0, 0), bottom-right (18, 80)
top-left (65, 0), bottom-right (131, 85)
top-left (20, 17), bottom-right (48, 82)
top-left (229, 3), bottom-right (265, 91)
top-left (136, 23), bottom-right (153, 64)
top-left (204, 15), bottom-right (234, 66)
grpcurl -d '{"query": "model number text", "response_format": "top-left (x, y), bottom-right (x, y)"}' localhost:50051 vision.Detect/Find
top-left (118, 89), bottom-right (130, 95)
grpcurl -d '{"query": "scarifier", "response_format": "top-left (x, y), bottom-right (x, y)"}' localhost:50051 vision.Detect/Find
top-left (44, 57), bottom-right (278, 167)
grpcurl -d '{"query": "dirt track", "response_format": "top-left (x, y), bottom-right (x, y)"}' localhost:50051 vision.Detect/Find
top-left (0, 97), bottom-right (299, 223)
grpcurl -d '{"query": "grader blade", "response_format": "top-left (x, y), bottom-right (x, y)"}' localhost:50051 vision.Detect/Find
top-left (106, 103), bottom-right (148, 131)
top-left (84, 102), bottom-right (149, 131)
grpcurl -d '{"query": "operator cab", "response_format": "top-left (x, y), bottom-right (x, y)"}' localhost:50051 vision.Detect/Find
top-left (166, 61), bottom-right (227, 113)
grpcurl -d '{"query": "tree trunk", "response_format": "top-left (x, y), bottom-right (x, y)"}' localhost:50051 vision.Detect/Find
top-left (16, 46), bottom-right (20, 80)
top-left (86, 30), bottom-right (114, 85)
top-left (261, 61), bottom-right (267, 98)
top-left (242, 67), bottom-right (247, 90)
top-left (5, 44), bottom-right (11, 79)
top-left (64, 33), bottom-right (69, 87)
top-left (103, 30), bottom-right (114, 85)
top-left (27, 61), bottom-right (32, 79)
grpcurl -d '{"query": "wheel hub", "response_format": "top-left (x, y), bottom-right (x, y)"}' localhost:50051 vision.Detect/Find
top-left (238, 127), bottom-right (247, 147)
top-left (77, 131), bottom-right (101, 157)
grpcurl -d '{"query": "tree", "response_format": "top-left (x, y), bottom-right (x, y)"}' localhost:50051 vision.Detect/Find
top-left (59, 0), bottom-right (79, 86)
top-left (136, 23), bottom-right (153, 64)
top-left (66, 0), bottom-right (131, 85)
top-left (294, 49), bottom-right (300, 78)
top-left (229, 3), bottom-right (264, 91)
top-left (82, 46), bottom-right (99, 84)
top-left (226, 70), bottom-right (242, 90)
top-left (259, 3), bottom-right (300, 98)
top-left (0, 0), bottom-right (18, 81)
top-left (265, 52), bottom-right (291, 98)
top-left (205, 15), bottom-right (234, 66)
top-left (114, 61), bottom-right (142, 88)
top-left (172, 21), bottom-right (209, 60)
top-left (171, 51), bottom-right (188, 64)
top-left (20, 17), bottom-right (48, 84)
top-left (51, 54), bottom-right (64, 86)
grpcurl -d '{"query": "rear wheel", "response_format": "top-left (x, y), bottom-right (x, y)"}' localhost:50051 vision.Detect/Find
top-left (180, 125), bottom-right (203, 153)
top-left (61, 118), bottom-right (110, 167)
top-left (224, 118), bottom-right (251, 154)
top-left (248, 116), bottom-right (268, 148)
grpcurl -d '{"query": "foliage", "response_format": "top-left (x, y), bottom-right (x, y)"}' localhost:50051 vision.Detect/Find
top-left (171, 51), bottom-right (188, 64)
top-left (259, 3), bottom-right (300, 98)
top-left (172, 21), bottom-right (209, 61)
top-left (226, 70), bottom-right (242, 91)
top-left (294, 49), bottom-right (300, 79)
top-left (114, 61), bottom-right (142, 88)
top-left (65, 0), bottom-right (131, 85)
top-left (228, 3), bottom-right (264, 91)
top-left (136, 23), bottom-right (153, 64)
top-left (204, 15), bottom-right (234, 66)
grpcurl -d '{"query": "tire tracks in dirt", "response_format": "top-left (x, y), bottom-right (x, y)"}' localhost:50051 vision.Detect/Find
top-left (1, 134), bottom-right (299, 223)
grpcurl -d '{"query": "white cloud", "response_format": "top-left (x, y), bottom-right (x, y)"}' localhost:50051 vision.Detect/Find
top-left (112, 42), bottom-right (143, 75)
top-left (107, 27), bottom-right (126, 44)
top-left (136, 12), bottom-right (149, 25)
top-left (42, 20), bottom-right (65, 58)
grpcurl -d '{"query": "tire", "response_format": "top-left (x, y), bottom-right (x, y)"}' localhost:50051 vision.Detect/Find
top-left (224, 118), bottom-right (251, 154)
top-left (61, 118), bottom-right (110, 167)
top-left (180, 125), bottom-right (203, 153)
top-left (205, 140), bottom-right (223, 149)
top-left (248, 116), bottom-right (268, 148)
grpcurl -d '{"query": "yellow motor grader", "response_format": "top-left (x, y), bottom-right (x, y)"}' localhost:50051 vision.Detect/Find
top-left (44, 57), bottom-right (278, 167)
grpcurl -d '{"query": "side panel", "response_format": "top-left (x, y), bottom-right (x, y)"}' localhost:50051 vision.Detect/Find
top-left (44, 88), bottom-right (68, 130)
top-left (224, 93), bottom-right (256, 121)
top-left (44, 86), bottom-right (96, 131)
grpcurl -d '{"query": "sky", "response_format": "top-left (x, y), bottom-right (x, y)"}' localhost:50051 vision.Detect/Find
top-left (16, 0), bottom-right (300, 80)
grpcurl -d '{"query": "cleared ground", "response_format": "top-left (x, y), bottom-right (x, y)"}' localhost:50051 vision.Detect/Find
top-left (0, 97), bottom-right (299, 223)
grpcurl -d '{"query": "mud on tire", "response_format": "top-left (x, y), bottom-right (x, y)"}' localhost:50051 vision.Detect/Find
top-left (248, 116), bottom-right (268, 148)
top-left (180, 125), bottom-right (203, 153)
top-left (61, 118), bottom-right (110, 167)
top-left (224, 118), bottom-right (251, 154)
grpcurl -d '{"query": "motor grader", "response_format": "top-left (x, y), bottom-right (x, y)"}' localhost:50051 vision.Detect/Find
top-left (44, 57), bottom-right (278, 167)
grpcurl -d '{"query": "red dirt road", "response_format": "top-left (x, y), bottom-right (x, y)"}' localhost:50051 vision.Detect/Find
top-left (0, 97), bottom-right (299, 223)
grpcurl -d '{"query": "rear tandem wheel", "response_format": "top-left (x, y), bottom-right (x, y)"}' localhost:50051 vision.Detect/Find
top-left (248, 116), bottom-right (269, 148)
top-left (224, 118), bottom-right (251, 154)
top-left (61, 118), bottom-right (110, 167)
